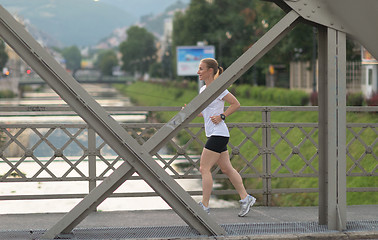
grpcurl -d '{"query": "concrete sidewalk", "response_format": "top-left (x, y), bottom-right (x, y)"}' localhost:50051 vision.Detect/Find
top-left (0, 205), bottom-right (376, 239)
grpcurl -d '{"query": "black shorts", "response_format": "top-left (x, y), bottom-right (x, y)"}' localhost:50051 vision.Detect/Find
top-left (204, 136), bottom-right (229, 153)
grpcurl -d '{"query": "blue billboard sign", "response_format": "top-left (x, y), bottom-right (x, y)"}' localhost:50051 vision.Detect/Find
top-left (176, 46), bottom-right (215, 76)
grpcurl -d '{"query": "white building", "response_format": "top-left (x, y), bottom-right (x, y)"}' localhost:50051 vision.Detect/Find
top-left (361, 47), bottom-right (378, 98)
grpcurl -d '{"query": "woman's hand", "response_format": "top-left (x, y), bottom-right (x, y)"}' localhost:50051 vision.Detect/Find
top-left (210, 115), bottom-right (222, 124)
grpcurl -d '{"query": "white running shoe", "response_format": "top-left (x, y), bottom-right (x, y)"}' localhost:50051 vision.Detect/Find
top-left (198, 202), bottom-right (210, 214)
top-left (238, 195), bottom-right (256, 217)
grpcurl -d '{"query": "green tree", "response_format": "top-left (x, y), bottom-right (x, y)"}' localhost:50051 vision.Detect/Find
top-left (95, 50), bottom-right (118, 76)
top-left (172, 0), bottom-right (361, 86)
top-left (149, 62), bottom-right (163, 78)
top-left (62, 46), bottom-right (82, 73)
top-left (172, 0), bottom-right (283, 83)
top-left (119, 26), bottom-right (157, 75)
top-left (172, 0), bottom-right (215, 46)
top-left (0, 39), bottom-right (8, 71)
top-left (173, 1), bottom-right (349, 85)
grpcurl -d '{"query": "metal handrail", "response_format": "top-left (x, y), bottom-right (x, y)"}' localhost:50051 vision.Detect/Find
top-left (0, 106), bottom-right (377, 206)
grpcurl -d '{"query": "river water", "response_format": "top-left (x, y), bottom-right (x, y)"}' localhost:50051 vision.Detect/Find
top-left (0, 84), bottom-right (236, 214)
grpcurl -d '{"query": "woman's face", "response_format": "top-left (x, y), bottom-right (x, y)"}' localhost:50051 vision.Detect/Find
top-left (197, 62), bottom-right (212, 81)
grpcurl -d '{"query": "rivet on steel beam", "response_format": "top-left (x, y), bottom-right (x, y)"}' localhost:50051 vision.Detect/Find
top-left (55, 149), bottom-right (63, 157)
top-left (25, 149), bottom-right (33, 157)
top-left (232, 147), bottom-right (240, 155)
top-left (366, 146), bottom-right (372, 154)
top-left (258, 147), bottom-right (263, 155)
top-left (177, 148), bottom-right (185, 155)
top-left (292, 147), bottom-right (300, 154)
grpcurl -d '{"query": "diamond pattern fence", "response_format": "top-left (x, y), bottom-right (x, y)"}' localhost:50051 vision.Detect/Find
top-left (0, 106), bottom-right (377, 206)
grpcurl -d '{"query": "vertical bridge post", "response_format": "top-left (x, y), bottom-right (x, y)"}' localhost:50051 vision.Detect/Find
top-left (318, 26), bottom-right (347, 231)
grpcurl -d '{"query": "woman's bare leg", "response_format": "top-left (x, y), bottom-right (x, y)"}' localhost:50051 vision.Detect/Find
top-left (199, 148), bottom-right (221, 207)
top-left (218, 150), bottom-right (248, 200)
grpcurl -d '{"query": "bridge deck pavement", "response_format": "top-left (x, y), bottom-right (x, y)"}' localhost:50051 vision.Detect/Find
top-left (0, 205), bottom-right (376, 239)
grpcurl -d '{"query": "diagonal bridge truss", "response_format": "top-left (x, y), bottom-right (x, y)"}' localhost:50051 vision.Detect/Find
top-left (0, 0), bottom-right (377, 238)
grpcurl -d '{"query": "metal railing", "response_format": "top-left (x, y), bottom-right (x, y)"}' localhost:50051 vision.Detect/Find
top-left (0, 106), bottom-right (377, 206)
top-left (18, 75), bottom-right (134, 85)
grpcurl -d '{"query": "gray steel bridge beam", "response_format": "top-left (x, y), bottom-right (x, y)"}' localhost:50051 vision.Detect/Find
top-left (46, 10), bottom-right (300, 238)
top-left (0, 4), bottom-right (300, 238)
top-left (0, 5), bottom-right (225, 238)
top-left (43, 10), bottom-right (300, 238)
top-left (318, 26), bottom-right (347, 231)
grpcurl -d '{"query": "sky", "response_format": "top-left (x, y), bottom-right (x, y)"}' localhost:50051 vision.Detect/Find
top-left (0, 0), bottom-right (191, 46)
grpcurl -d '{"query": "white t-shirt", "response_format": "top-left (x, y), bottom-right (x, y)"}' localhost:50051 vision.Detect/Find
top-left (200, 85), bottom-right (230, 137)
